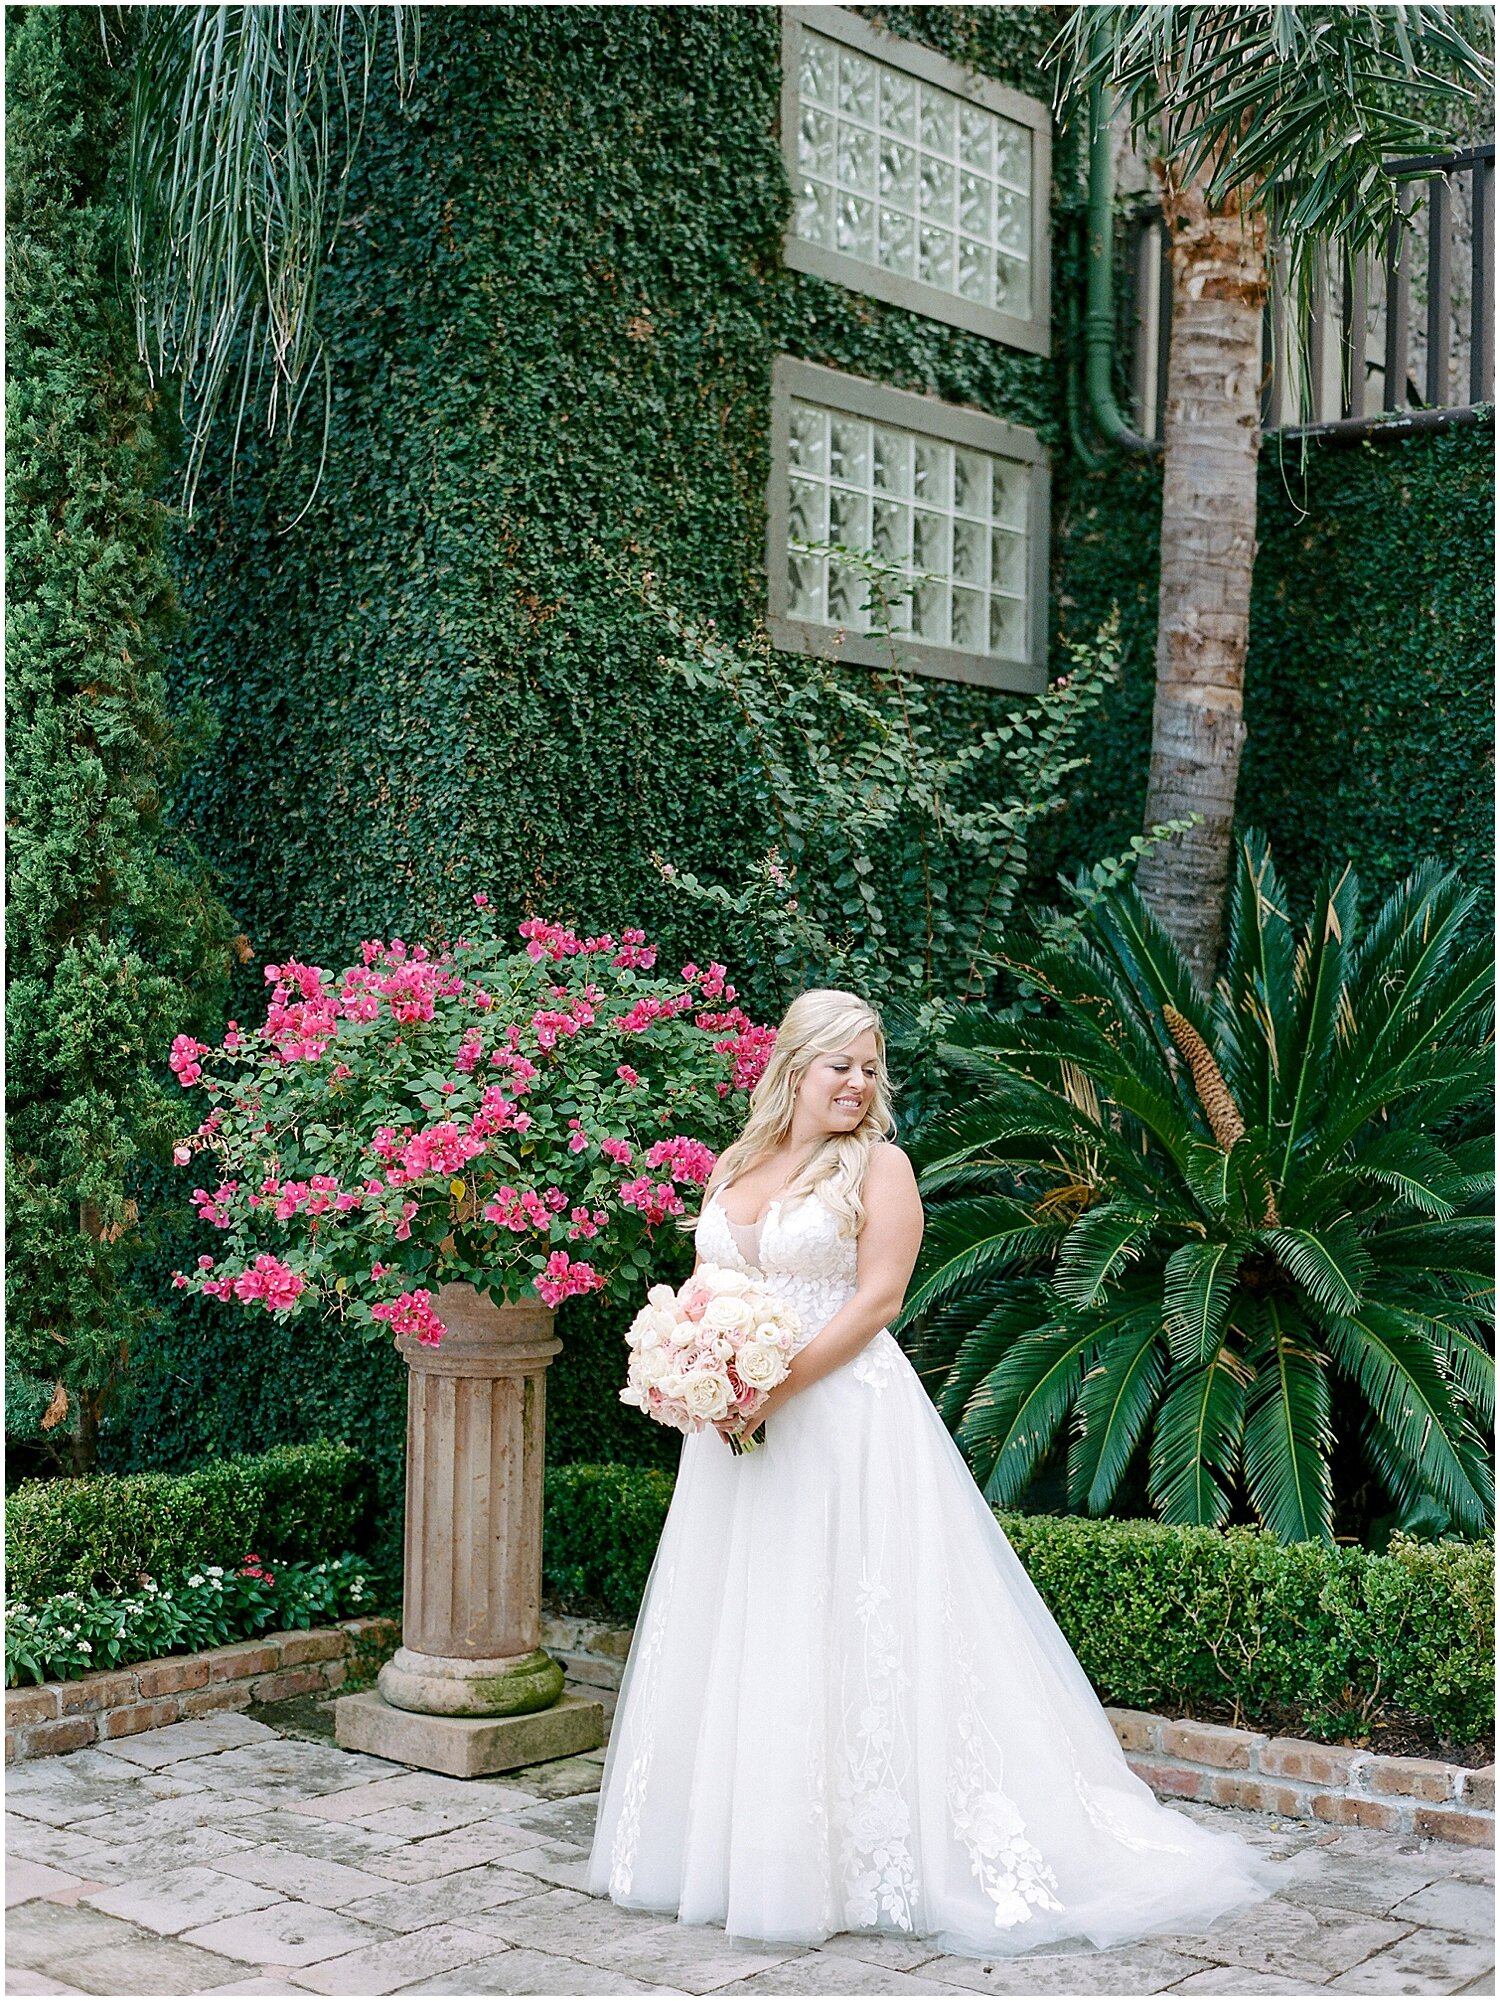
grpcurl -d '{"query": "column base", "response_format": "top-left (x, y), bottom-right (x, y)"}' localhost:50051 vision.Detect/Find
top-left (335, 1687), bottom-right (604, 1779)
top-left (378, 1644), bottom-right (565, 1718)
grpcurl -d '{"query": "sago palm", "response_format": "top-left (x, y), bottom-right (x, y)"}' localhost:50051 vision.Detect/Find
top-left (901, 831), bottom-right (1494, 1545)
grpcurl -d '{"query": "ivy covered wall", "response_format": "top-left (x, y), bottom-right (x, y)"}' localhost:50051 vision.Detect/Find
top-left (1043, 426), bottom-right (1494, 930)
top-left (110, 6), bottom-right (1493, 1544)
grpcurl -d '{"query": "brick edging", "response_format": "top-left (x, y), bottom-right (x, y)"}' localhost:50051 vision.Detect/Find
top-left (1109, 1710), bottom-right (1495, 1849)
top-left (4, 1615), bottom-right (400, 1765)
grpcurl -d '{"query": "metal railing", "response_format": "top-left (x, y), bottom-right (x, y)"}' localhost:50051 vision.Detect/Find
top-left (1128, 143), bottom-right (1495, 445)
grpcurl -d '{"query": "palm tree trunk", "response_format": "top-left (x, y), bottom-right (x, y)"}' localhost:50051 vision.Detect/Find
top-left (1135, 168), bottom-right (1268, 987)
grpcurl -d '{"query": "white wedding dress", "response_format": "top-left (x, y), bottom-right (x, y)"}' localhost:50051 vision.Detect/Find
top-left (584, 1183), bottom-right (1284, 1957)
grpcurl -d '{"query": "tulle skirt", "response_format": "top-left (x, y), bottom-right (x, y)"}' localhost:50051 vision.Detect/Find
top-left (584, 1331), bottom-right (1284, 1959)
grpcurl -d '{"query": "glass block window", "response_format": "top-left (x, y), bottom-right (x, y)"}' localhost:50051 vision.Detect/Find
top-left (768, 356), bottom-right (1048, 694)
top-left (780, 9), bottom-right (1050, 355)
top-left (794, 28), bottom-right (1032, 320)
top-left (786, 399), bottom-right (1031, 659)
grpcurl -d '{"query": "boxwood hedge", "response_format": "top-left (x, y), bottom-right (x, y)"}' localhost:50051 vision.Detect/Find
top-left (542, 1463), bottom-right (1494, 1745)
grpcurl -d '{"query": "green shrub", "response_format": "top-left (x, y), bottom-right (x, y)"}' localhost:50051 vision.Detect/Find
top-left (6, 1553), bottom-right (384, 1687)
top-left (543, 1462), bottom-right (677, 1623)
top-left (5, 1441), bottom-right (369, 1601)
top-left (999, 1513), bottom-right (1494, 1746)
top-left (535, 1462), bottom-right (1493, 1743)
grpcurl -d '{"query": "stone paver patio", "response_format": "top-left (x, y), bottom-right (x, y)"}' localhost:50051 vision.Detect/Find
top-left (5, 1691), bottom-right (1494, 1998)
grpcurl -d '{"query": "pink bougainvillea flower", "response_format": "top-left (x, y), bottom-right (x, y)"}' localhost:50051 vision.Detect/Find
top-left (371, 1289), bottom-right (446, 1347)
top-left (645, 1135), bottom-right (716, 1186)
top-left (169, 1034), bottom-right (209, 1087)
top-left (617, 1175), bottom-right (686, 1225)
top-left (229, 1254), bottom-right (306, 1313)
top-left (533, 1250), bottom-right (605, 1308)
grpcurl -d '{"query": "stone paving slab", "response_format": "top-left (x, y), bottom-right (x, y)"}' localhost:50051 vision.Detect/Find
top-left (1323, 1928), bottom-right (1497, 1993)
top-left (286, 1922), bottom-right (516, 1994)
top-left (339, 1863), bottom-right (548, 1931)
top-left (346, 1818), bottom-right (551, 1882)
top-left (47, 1934), bottom-right (255, 1997)
top-left (181, 1898), bottom-right (397, 1969)
top-left (162, 1741), bottom-right (405, 1807)
top-left (5, 1858), bottom-right (86, 1906)
top-left (84, 1865), bottom-right (283, 1935)
top-left (8, 1705), bottom-right (1496, 1998)
top-left (396, 1944), bottom-right (687, 1993)
top-left (89, 1714), bottom-right (281, 1770)
top-left (683, 1952), bottom-right (944, 1994)
top-left (904, 1943), bottom-right (1221, 1995)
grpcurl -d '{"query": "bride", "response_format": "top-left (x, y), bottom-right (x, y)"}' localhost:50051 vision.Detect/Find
top-left (585, 988), bottom-right (1283, 1957)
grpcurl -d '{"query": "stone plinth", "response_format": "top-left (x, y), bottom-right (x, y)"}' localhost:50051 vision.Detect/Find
top-left (335, 1282), bottom-right (600, 1771)
top-left (335, 1687), bottom-right (604, 1779)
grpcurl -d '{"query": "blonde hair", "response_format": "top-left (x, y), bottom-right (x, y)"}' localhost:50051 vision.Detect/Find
top-left (691, 988), bottom-right (896, 1239)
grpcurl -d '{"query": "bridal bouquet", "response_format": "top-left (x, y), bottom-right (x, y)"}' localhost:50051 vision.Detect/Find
top-left (620, 1266), bottom-right (801, 1454)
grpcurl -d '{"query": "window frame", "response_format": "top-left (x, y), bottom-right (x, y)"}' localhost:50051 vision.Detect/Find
top-left (779, 5), bottom-right (1052, 357)
top-left (765, 354), bottom-right (1050, 695)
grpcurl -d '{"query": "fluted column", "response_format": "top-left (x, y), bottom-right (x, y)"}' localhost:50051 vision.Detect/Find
top-left (378, 1282), bottom-right (566, 1718)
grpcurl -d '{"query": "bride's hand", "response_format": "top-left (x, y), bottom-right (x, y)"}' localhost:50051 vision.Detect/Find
top-left (714, 1386), bottom-right (787, 1443)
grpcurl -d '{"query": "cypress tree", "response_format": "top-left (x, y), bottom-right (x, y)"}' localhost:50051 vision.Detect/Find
top-left (5, 8), bottom-right (235, 1471)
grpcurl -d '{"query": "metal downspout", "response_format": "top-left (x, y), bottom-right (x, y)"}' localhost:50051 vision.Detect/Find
top-left (1083, 28), bottom-right (1161, 459)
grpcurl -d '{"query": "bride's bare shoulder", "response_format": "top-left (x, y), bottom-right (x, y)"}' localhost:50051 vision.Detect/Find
top-left (865, 1140), bottom-right (919, 1197)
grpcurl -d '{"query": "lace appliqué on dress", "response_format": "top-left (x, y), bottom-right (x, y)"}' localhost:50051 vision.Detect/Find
top-left (835, 1567), bottom-right (920, 1932)
top-left (852, 1330), bottom-right (901, 1393)
top-left (607, 1557), bottom-right (677, 1899)
top-left (944, 1580), bottom-right (1065, 1929)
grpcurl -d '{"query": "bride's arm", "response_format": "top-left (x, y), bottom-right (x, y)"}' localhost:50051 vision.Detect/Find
top-left (729, 1143), bottom-right (924, 1426)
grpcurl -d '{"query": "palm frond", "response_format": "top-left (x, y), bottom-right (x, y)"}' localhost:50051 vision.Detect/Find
top-left (1278, 863), bottom-right (1359, 1182)
top-left (1148, 1352), bottom-right (1247, 1528)
top-left (128, 5), bottom-right (418, 514)
top-left (1324, 1301), bottom-right (1492, 1532)
top-left (1215, 829), bottom-right (1298, 1125)
top-left (930, 1287), bottom-right (1051, 1428)
top-left (1242, 1298), bottom-right (1335, 1544)
top-left (957, 1321), bottom-right (1094, 1502)
top-left (1163, 1236), bottom-right (1248, 1365)
top-left (1067, 1312), bottom-right (1165, 1513)
top-left (1053, 5), bottom-right (1493, 336)
top-left (1263, 1220), bottom-right (1372, 1318)
top-left (1053, 1201), bottom-right (1157, 1310)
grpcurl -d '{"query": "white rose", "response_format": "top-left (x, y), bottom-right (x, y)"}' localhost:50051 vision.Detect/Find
top-left (659, 1371), bottom-right (686, 1400)
top-left (702, 1294), bottom-right (754, 1334)
top-left (668, 1319), bottom-right (698, 1348)
top-left (752, 1318), bottom-right (796, 1352)
top-left (648, 1283), bottom-right (678, 1314)
top-left (635, 1345), bottom-right (670, 1387)
top-left (735, 1342), bottom-right (783, 1388)
top-left (704, 1266), bottom-right (757, 1298)
top-left (679, 1369), bottom-right (732, 1420)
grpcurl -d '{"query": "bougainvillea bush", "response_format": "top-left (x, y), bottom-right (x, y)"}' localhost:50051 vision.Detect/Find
top-left (168, 905), bottom-right (773, 1345)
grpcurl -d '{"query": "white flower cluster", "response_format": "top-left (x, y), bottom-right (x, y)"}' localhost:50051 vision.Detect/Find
top-left (620, 1265), bottom-right (800, 1438)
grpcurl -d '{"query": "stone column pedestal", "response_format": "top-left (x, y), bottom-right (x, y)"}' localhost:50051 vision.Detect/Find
top-left (335, 1282), bottom-right (604, 1778)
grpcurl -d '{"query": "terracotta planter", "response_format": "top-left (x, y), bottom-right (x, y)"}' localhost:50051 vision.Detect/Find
top-left (377, 1282), bottom-right (566, 1718)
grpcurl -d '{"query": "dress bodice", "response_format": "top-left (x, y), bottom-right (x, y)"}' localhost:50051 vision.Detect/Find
top-left (695, 1184), bottom-right (862, 1354)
